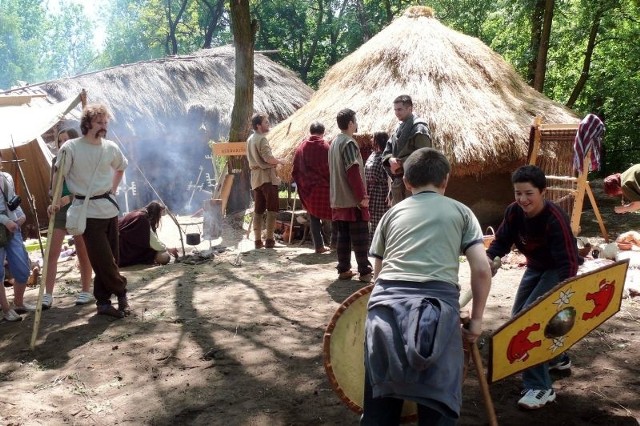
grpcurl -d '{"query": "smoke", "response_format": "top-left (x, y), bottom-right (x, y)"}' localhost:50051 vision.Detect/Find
top-left (108, 104), bottom-right (224, 216)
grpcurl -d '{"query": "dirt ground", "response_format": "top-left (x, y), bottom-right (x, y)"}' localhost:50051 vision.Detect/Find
top-left (1, 179), bottom-right (640, 426)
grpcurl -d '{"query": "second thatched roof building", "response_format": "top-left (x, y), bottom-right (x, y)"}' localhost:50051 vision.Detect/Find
top-left (270, 6), bottom-right (578, 226)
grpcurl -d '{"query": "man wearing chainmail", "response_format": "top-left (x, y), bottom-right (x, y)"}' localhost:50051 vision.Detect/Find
top-left (382, 95), bottom-right (432, 205)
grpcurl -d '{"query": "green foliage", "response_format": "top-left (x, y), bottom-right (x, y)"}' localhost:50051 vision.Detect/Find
top-left (0, 0), bottom-right (96, 89)
top-left (97, 1), bottom-right (164, 67)
top-left (0, 0), bottom-right (48, 88)
top-left (2, 0), bottom-right (639, 176)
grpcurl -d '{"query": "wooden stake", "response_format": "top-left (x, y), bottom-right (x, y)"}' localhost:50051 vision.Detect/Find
top-left (472, 343), bottom-right (498, 426)
top-left (30, 151), bottom-right (66, 350)
top-left (288, 187), bottom-right (298, 245)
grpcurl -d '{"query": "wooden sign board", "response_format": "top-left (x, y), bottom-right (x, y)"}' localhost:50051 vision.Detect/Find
top-left (489, 260), bottom-right (629, 383)
top-left (211, 142), bottom-right (247, 156)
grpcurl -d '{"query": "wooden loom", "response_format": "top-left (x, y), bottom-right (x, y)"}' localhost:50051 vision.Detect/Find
top-left (528, 117), bottom-right (609, 242)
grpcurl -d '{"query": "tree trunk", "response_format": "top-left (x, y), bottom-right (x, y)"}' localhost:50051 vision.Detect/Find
top-left (527, 0), bottom-right (545, 86)
top-left (200, 0), bottom-right (225, 48)
top-left (227, 0), bottom-right (257, 214)
top-left (383, 0), bottom-right (393, 24)
top-left (300, 0), bottom-right (324, 82)
top-left (165, 0), bottom-right (189, 55)
top-left (327, 0), bottom-right (349, 65)
top-left (566, 9), bottom-right (604, 109)
top-left (354, 0), bottom-right (370, 42)
top-left (533, 0), bottom-right (554, 92)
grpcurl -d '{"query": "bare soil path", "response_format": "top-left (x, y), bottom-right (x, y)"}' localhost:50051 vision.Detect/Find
top-left (1, 179), bottom-right (639, 425)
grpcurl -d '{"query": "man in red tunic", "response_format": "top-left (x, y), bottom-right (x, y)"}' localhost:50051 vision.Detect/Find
top-left (292, 122), bottom-right (333, 253)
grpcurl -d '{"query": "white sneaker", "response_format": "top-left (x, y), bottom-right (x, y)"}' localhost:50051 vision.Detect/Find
top-left (13, 302), bottom-right (36, 314)
top-left (518, 389), bottom-right (556, 410)
top-left (3, 309), bottom-right (22, 322)
top-left (75, 291), bottom-right (93, 305)
top-left (42, 294), bottom-right (53, 309)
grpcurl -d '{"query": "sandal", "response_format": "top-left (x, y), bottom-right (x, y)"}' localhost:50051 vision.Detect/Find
top-left (117, 295), bottom-right (131, 316)
top-left (97, 304), bottom-right (125, 318)
top-left (338, 270), bottom-right (356, 280)
top-left (75, 292), bottom-right (93, 306)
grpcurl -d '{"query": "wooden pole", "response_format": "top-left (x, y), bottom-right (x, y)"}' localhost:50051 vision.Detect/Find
top-left (30, 151), bottom-right (66, 350)
top-left (460, 290), bottom-right (498, 426)
top-left (164, 208), bottom-right (186, 257)
top-left (472, 343), bottom-right (499, 426)
top-left (288, 187), bottom-right (298, 245)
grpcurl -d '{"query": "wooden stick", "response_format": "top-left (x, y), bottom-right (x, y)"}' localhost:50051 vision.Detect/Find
top-left (472, 342), bottom-right (498, 426)
top-left (30, 151), bottom-right (66, 350)
top-left (460, 285), bottom-right (498, 426)
top-left (164, 208), bottom-right (186, 257)
top-left (288, 187), bottom-right (298, 245)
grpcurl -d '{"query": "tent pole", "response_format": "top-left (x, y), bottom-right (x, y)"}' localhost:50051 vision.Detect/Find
top-left (9, 137), bottom-right (45, 259)
top-left (30, 151), bottom-right (66, 349)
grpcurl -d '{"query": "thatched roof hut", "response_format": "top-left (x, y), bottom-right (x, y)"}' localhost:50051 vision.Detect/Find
top-left (35, 45), bottom-right (312, 142)
top-left (270, 6), bottom-right (578, 225)
top-left (5, 46), bottom-right (313, 214)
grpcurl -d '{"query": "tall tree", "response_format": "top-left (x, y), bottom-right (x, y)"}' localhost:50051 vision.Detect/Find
top-left (165, 0), bottom-right (190, 54)
top-left (565, 6), bottom-right (605, 108)
top-left (199, 0), bottom-right (227, 48)
top-left (227, 0), bottom-right (257, 213)
top-left (532, 0), bottom-right (555, 92)
top-left (100, 0), bottom-right (164, 67)
top-left (47, 0), bottom-right (97, 78)
top-left (0, 0), bottom-right (47, 88)
top-left (527, 0), bottom-right (546, 85)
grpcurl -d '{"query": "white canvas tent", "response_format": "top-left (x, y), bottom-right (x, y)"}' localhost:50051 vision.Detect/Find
top-left (0, 92), bottom-right (82, 233)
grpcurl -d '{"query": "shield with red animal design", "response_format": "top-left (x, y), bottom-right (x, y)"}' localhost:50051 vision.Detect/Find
top-left (488, 260), bottom-right (629, 383)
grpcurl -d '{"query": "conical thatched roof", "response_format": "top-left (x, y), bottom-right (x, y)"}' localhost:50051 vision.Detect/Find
top-left (34, 45), bottom-right (313, 141)
top-left (271, 6), bottom-right (578, 180)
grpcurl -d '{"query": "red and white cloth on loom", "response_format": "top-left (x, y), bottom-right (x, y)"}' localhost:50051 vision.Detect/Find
top-left (573, 113), bottom-right (604, 172)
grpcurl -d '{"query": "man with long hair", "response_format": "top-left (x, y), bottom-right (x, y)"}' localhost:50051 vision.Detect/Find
top-left (54, 103), bottom-right (129, 318)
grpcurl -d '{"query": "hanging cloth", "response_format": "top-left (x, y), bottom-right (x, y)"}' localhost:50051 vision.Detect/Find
top-left (573, 113), bottom-right (604, 172)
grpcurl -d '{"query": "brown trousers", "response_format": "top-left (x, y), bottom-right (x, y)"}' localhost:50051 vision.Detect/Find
top-left (254, 183), bottom-right (279, 214)
top-left (82, 217), bottom-right (127, 306)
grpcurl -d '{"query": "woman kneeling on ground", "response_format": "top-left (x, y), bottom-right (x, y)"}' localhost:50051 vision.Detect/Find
top-left (118, 201), bottom-right (178, 267)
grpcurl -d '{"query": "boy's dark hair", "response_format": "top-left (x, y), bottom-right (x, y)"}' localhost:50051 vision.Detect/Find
top-left (309, 121), bottom-right (325, 135)
top-left (393, 95), bottom-right (413, 107)
top-left (511, 165), bottom-right (546, 191)
top-left (373, 132), bottom-right (388, 151)
top-left (336, 109), bottom-right (356, 131)
top-left (403, 147), bottom-right (450, 188)
top-left (251, 113), bottom-right (267, 130)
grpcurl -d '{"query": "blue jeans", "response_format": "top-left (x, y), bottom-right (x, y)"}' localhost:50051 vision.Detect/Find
top-left (513, 267), bottom-right (568, 390)
top-left (1, 229), bottom-right (30, 283)
top-left (361, 370), bottom-right (456, 426)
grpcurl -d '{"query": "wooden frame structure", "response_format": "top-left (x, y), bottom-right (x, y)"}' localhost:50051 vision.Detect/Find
top-left (528, 117), bottom-right (608, 242)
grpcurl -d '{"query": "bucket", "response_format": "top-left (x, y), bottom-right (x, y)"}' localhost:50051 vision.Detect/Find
top-left (482, 226), bottom-right (495, 250)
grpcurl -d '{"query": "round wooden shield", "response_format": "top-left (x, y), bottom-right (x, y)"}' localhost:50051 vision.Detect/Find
top-left (322, 284), bottom-right (417, 422)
